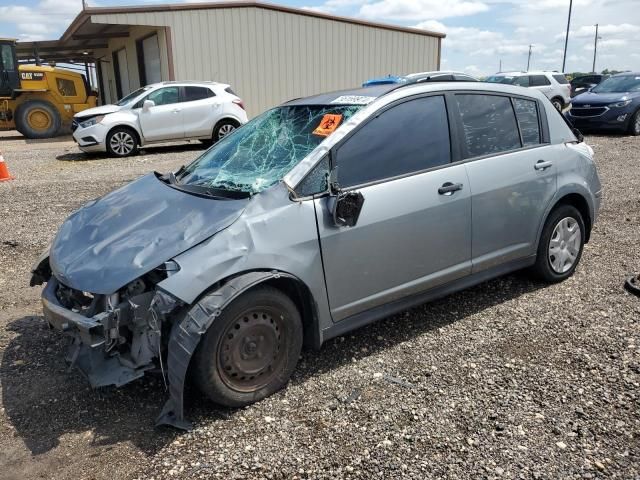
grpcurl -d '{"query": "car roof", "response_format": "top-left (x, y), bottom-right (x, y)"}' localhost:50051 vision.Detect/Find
top-left (283, 84), bottom-right (400, 106)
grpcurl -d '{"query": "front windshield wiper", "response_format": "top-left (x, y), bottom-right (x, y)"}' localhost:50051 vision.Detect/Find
top-left (156, 172), bottom-right (250, 199)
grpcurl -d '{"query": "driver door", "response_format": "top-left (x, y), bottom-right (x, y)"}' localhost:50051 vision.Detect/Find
top-left (314, 95), bottom-right (472, 322)
top-left (0, 41), bottom-right (19, 97)
top-left (138, 86), bottom-right (183, 141)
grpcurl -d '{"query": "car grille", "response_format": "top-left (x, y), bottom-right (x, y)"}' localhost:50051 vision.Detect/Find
top-left (571, 107), bottom-right (607, 117)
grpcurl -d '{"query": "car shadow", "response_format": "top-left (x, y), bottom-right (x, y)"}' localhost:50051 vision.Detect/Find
top-left (55, 142), bottom-right (207, 162)
top-left (2, 272), bottom-right (546, 454)
top-left (0, 315), bottom-right (177, 455)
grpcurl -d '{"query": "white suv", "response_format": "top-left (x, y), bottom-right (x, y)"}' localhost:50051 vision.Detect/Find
top-left (486, 71), bottom-right (571, 111)
top-left (72, 81), bottom-right (248, 157)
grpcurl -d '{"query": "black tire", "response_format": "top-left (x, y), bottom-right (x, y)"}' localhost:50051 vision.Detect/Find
top-left (628, 109), bottom-right (640, 136)
top-left (532, 204), bottom-right (585, 283)
top-left (106, 126), bottom-right (139, 157)
top-left (192, 286), bottom-right (303, 408)
top-left (551, 97), bottom-right (564, 112)
top-left (212, 118), bottom-right (240, 142)
top-left (15, 100), bottom-right (61, 139)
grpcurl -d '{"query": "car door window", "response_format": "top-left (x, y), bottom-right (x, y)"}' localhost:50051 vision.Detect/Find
top-left (335, 96), bottom-right (451, 188)
top-left (455, 94), bottom-right (521, 158)
top-left (512, 76), bottom-right (530, 87)
top-left (530, 75), bottom-right (551, 86)
top-left (146, 87), bottom-right (180, 106)
top-left (513, 98), bottom-right (541, 146)
top-left (184, 86), bottom-right (214, 102)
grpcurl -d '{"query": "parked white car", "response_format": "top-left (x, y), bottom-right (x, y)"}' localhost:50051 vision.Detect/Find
top-left (72, 81), bottom-right (248, 157)
top-left (485, 71), bottom-right (572, 111)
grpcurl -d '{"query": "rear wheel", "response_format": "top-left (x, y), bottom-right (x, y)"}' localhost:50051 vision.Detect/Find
top-left (532, 205), bottom-right (585, 283)
top-left (628, 109), bottom-right (640, 136)
top-left (193, 286), bottom-right (303, 407)
top-left (213, 118), bottom-right (240, 142)
top-left (551, 97), bottom-right (564, 112)
top-left (106, 127), bottom-right (139, 157)
top-left (15, 100), bottom-right (61, 139)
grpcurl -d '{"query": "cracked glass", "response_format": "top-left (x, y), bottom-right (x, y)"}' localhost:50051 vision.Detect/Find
top-left (178, 105), bottom-right (363, 194)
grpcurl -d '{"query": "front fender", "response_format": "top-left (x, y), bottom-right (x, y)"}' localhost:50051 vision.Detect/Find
top-left (156, 270), bottom-right (300, 430)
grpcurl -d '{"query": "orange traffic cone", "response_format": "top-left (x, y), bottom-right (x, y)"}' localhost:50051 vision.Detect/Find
top-left (0, 149), bottom-right (14, 182)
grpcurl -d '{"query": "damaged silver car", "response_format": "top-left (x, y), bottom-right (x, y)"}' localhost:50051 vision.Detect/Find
top-left (32, 82), bottom-right (602, 429)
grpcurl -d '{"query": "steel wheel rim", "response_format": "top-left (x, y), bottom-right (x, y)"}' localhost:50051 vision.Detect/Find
top-left (218, 124), bottom-right (235, 139)
top-left (28, 109), bottom-right (52, 130)
top-left (110, 131), bottom-right (134, 155)
top-left (548, 216), bottom-right (581, 273)
top-left (217, 307), bottom-right (286, 393)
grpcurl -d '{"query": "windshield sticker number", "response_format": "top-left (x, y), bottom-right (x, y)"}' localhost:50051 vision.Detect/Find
top-left (330, 95), bottom-right (375, 105)
top-left (313, 114), bottom-right (343, 137)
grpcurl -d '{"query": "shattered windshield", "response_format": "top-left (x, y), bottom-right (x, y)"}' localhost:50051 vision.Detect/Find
top-left (177, 104), bottom-right (362, 194)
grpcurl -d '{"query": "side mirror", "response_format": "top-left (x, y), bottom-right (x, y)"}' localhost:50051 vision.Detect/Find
top-left (142, 100), bottom-right (155, 112)
top-left (572, 127), bottom-right (584, 143)
top-left (331, 191), bottom-right (365, 227)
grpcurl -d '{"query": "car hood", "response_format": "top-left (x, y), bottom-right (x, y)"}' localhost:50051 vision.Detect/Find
top-left (74, 104), bottom-right (122, 119)
top-left (572, 91), bottom-right (638, 106)
top-left (49, 173), bottom-right (249, 295)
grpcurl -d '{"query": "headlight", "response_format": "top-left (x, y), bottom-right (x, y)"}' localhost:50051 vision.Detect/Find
top-left (608, 100), bottom-right (632, 108)
top-left (78, 115), bottom-right (105, 128)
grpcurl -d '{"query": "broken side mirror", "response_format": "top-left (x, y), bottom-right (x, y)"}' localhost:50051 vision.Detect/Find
top-left (142, 100), bottom-right (155, 112)
top-left (572, 127), bottom-right (584, 143)
top-left (331, 191), bottom-right (365, 227)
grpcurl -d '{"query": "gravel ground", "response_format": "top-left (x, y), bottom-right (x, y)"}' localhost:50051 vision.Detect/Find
top-left (0, 131), bottom-right (638, 480)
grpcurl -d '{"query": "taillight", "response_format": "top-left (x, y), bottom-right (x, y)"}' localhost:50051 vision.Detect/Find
top-left (233, 99), bottom-right (245, 111)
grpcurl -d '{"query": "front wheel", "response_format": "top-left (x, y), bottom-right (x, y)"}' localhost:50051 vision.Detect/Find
top-left (532, 205), bottom-right (585, 283)
top-left (192, 286), bottom-right (303, 408)
top-left (106, 127), bottom-right (139, 157)
top-left (628, 109), bottom-right (640, 136)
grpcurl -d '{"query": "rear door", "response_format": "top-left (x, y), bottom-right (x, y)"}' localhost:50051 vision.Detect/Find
top-left (138, 86), bottom-right (183, 141)
top-left (454, 93), bottom-right (557, 272)
top-left (180, 86), bottom-right (219, 138)
top-left (315, 95), bottom-right (472, 321)
top-left (0, 41), bottom-right (19, 97)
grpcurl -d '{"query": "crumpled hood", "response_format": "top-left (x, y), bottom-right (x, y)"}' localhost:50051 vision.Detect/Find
top-left (74, 104), bottom-right (122, 119)
top-left (50, 173), bottom-right (249, 294)
top-left (572, 91), bottom-right (638, 106)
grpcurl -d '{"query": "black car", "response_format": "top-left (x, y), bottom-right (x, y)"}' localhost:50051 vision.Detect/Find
top-left (570, 74), bottom-right (609, 97)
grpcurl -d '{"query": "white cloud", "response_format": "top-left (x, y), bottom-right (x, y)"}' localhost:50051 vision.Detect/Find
top-left (360, 0), bottom-right (489, 21)
top-left (0, 0), bottom-right (84, 41)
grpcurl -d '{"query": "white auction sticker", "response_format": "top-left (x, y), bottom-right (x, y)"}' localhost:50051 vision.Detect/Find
top-left (330, 95), bottom-right (376, 105)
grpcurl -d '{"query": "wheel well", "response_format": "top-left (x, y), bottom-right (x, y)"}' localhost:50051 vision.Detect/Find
top-left (259, 277), bottom-right (320, 349)
top-left (107, 125), bottom-right (140, 145)
top-left (555, 193), bottom-right (592, 243)
top-left (214, 117), bottom-right (241, 130)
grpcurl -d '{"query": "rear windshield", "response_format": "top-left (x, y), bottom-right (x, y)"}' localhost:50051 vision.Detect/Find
top-left (177, 104), bottom-right (363, 194)
top-left (592, 75), bottom-right (640, 93)
top-left (553, 74), bottom-right (569, 84)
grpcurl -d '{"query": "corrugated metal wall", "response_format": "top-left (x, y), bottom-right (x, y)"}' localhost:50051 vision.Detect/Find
top-left (91, 7), bottom-right (440, 117)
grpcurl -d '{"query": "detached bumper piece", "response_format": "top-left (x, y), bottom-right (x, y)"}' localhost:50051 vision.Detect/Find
top-left (42, 278), bottom-right (167, 388)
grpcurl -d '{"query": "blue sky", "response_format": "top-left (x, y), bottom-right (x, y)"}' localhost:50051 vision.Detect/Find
top-left (1, 0), bottom-right (638, 76)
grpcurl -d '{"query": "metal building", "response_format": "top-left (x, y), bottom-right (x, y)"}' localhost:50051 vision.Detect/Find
top-left (16, 2), bottom-right (444, 117)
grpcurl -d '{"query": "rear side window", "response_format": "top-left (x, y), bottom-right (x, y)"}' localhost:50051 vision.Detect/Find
top-left (455, 94), bottom-right (521, 158)
top-left (336, 96), bottom-right (451, 188)
top-left (512, 76), bottom-right (530, 87)
top-left (225, 87), bottom-right (237, 95)
top-left (530, 75), bottom-right (551, 86)
top-left (552, 74), bottom-right (569, 84)
top-left (513, 98), bottom-right (541, 146)
top-left (184, 86), bottom-right (214, 102)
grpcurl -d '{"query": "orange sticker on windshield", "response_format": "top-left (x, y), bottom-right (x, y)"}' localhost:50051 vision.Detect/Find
top-left (313, 114), bottom-right (343, 137)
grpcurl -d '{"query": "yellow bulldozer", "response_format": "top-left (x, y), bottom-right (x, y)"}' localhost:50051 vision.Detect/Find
top-left (0, 39), bottom-right (97, 139)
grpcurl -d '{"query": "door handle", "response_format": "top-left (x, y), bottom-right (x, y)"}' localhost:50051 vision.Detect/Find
top-left (438, 182), bottom-right (463, 195)
top-left (172, 108), bottom-right (181, 113)
top-left (534, 160), bottom-right (553, 170)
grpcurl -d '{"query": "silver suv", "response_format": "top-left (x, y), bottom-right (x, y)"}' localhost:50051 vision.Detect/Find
top-left (32, 82), bottom-right (602, 429)
top-left (486, 71), bottom-right (572, 111)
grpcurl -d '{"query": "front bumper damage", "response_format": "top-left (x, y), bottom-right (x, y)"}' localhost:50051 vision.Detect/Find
top-left (40, 276), bottom-right (194, 428)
